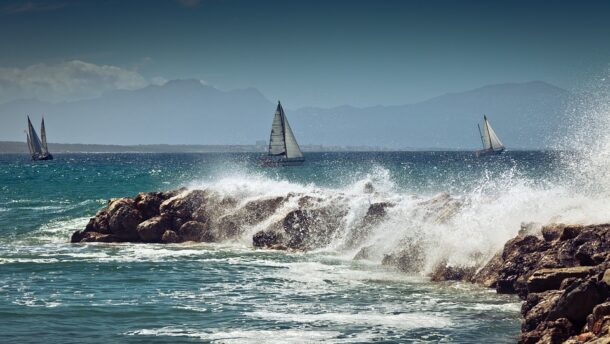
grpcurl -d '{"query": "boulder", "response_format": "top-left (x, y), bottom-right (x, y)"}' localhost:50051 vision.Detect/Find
top-left (107, 198), bottom-right (142, 241)
top-left (134, 192), bottom-right (167, 219)
top-left (547, 278), bottom-right (606, 325)
top-left (178, 220), bottom-right (214, 242)
top-left (252, 230), bottom-right (284, 248)
top-left (136, 216), bottom-right (169, 242)
top-left (161, 230), bottom-right (180, 243)
top-left (527, 266), bottom-right (594, 293)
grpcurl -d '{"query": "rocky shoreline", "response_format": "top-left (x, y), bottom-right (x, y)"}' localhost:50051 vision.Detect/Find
top-left (71, 188), bottom-right (610, 343)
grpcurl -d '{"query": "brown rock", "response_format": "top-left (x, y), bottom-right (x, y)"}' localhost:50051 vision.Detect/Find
top-left (134, 192), bottom-right (166, 219)
top-left (161, 230), bottom-right (180, 243)
top-left (527, 267), bottom-right (594, 293)
top-left (541, 224), bottom-right (563, 242)
top-left (107, 198), bottom-right (142, 241)
top-left (253, 230), bottom-right (285, 248)
top-left (178, 220), bottom-right (214, 242)
top-left (136, 216), bottom-right (168, 242)
top-left (548, 278), bottom-right (606, 325)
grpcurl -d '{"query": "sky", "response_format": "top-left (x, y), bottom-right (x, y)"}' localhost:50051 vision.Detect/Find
top-left (0, 0), bottom-right (609, 108)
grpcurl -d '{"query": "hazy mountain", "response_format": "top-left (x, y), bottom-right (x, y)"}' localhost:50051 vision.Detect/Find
top-left (0, 80), bottom-right (570, 149)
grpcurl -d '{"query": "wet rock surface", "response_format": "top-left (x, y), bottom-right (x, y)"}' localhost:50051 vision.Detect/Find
top-left (470, 223), bottom-right (610, 343)
top-left (72, 187), bottom-right (610, 343)
top-left (71, 188), bottom-right (349, 249)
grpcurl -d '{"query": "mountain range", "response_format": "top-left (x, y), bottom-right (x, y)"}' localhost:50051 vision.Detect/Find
top-left (0, 79), bottom-right (571, 149)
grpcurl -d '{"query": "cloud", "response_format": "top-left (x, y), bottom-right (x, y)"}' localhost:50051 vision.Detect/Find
top-left (1, 1), bottom-right (67, 15)
top-left (0, 60), bottom-right (152, 104)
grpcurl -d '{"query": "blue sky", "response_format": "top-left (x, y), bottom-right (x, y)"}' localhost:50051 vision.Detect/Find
top-left (1, 0), bottom-right (609, 107)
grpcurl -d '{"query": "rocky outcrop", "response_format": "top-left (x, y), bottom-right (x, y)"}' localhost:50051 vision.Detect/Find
top-left (471, 223), bottom-right (610, 343)
top-left (71, 188), bottom-right (348, 250)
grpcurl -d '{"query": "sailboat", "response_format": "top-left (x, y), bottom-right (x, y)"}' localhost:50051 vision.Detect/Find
top-left (26, 116), bottom-right (53, 161)
top-left (475, 115), bottom-right (505, 157)
top-left (261, 101), bottom-right (304, 166)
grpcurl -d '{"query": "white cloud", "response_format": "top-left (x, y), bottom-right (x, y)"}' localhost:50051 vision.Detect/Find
top-left (0, 60), bottom-right (154, 104)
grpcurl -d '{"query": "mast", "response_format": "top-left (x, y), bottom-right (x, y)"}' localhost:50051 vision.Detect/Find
top-left (41, 117), bottom-right (48, 154)
top-left (26, 116), bottom-right (43, 155)
top-left (477, 124), bottom-right (485, 148)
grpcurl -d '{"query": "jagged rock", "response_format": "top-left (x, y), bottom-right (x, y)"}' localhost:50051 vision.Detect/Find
top-left (381, 240), bottom-right (425, 273)
top-left (541, 224), bottom-right (564, 242)
top-left (107, 198), bottom-right (142, 241)
top-left (136, 216), bottom-right (169, 242)
top-left (430, 262), bottom-right (476, 282)
top-left (160, 189), bottom-right (208, 222)
top-left (471, 252), bottom-right (502, 287)
top-left (588, 302), bottom-right (610, 335)
top-left (161, 230), bottom-right (180, 243)
top-left (527, 266), bottom-right (594, 293)
top-left (547, 278), bottom-right (606, 326)
top-left (134, 192), bottom-right (167, 220)
top-left (252, 230), bottom-right (284, 248)
top-left (178, 220), bottom-right (213, 242)
top-left (560, 225), bottom-right (583, 241)
top-left (283, 206), bottom-right (346, 250)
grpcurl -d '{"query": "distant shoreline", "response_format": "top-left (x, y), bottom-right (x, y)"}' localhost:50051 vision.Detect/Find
top-left (0, 141), bottom-right (559, 154)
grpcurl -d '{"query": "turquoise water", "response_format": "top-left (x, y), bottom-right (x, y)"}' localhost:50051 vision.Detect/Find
top-left (1, 152), bottom-right (571, 343)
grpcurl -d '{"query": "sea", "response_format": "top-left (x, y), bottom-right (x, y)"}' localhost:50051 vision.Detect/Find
top-left (2, 150), bottom-right (610, 343)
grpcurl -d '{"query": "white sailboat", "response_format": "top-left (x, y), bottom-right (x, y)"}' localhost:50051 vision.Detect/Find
top-left (26, 116), bottom-right (53, 161)
top-left (475, 115), bottom-right (505, 156)
top-left (261, 101), bottom-right (304, 166)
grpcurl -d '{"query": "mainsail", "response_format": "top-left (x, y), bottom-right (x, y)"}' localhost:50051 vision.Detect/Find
top-left (40, 117), bottom-right (49, 155)
top-left (267, 102), bottom-right (303, 159)
top-left (27, 116), bottom-right (44, 155)
top-left (481, 115), bottom-right (504, 151)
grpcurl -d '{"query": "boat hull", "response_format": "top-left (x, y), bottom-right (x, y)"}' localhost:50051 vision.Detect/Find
top-left (261, 156), bottom-right (304, 167)
top-left (32, 153), bottom-right (53, 161)
top-left (475, 148), bottom-right (504, 157)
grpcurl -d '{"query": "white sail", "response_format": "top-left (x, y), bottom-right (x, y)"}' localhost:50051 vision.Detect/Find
top-left (283, 114), bottom-right (303, 158)
top-left (268, 103), bottom-right (286, 156)
top-left (41, 117), bottom-right (49, 154)
top-left (482, 115), bottom-right (504, 151)
top-left (27, 116), bottom-right (43, 155)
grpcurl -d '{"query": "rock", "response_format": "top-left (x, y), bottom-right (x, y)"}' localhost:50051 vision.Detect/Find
top-left (160, 189), bottom-right (208, 222)
top-left (471, 252), bottom-right (502, 287)
top-left (178, 220), bottom-right (213, 242)
top-left (134, 192), bottom-right (166, 219)
top-left (381, 240), bottom-right (425, 273)
top-left (527, 266), bottom-right (594, 293)
top-left (521, 290), bottom-right (563, 332)
top-left (161, 230), bottom-right (180, 243)
top-left (547, 278), bottom-right (606, 326)
top-left (430, 263), bottom-right (476, 282)
top-left (588, 302), bottom-right (610, 335)
top-left (541, 224), bottom-right (564, 242)
top-left (107, 198), bottom-right (142, 241)
top-left (560, 225), bottom-right (582, 241)
top-left (136, 216), bottom-right (169, 242)
top-left (80, 232), bottom-right (120, 243)
top-left (252, 230), bottom-right (284, 248)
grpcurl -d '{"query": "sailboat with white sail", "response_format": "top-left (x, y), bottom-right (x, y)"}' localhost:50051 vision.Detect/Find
top-left (261, 101), bottom-right (304, 166)
top-left (475, 115), bottom-right (505, 157)
top-left (26, 116), bottom-right (53, 161)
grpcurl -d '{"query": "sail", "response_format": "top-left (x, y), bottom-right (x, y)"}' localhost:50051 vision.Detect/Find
top-left (40, 117), bottom-right (49, 154)
top-left (268, 103), bottom-right (286, 156)
top-left (27, 117), bottom-right (43, 155)
top-left (282, 114), bottom-right (303, 159)
top-left (26, 130), bottom-right (34, 155)
top-left (483, 116), bottom-right (504, 150)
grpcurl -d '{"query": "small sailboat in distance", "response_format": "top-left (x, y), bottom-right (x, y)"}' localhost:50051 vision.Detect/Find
top-left (475, 115), bottom-right (505, 157)
top-left (261, 101), bottom-right (304, 166)
top-left (26, 116), bottom-right (53, 161)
